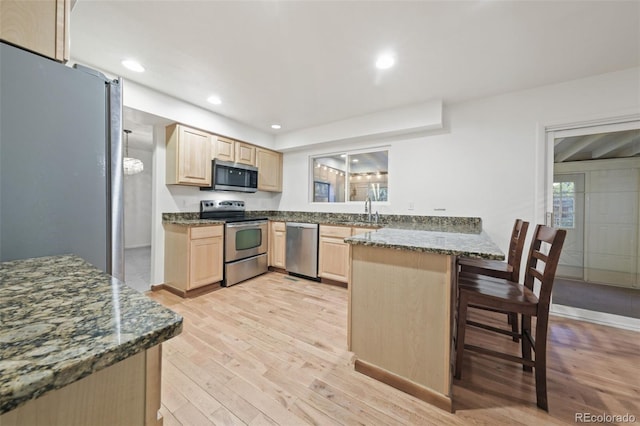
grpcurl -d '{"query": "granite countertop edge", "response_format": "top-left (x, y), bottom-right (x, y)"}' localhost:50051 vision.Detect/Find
top-left (344, 229), bottom-right (505, 260)
top-left (162, 211), bottom-right (482, 233)
top-left (0, 255), bottom-right (183, 415)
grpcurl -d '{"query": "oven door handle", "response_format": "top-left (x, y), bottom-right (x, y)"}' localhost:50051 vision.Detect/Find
top-left (225, 221), bottom-right (267, 229)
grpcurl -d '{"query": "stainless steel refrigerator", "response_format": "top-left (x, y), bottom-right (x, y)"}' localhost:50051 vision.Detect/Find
top-left (0, 42), bottom-right (124, 280)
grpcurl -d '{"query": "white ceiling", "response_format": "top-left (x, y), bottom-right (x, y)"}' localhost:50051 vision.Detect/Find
top-left (70, 1), bottom-right (639, 137)
top-left (555, 129), bottom-right (640, 163)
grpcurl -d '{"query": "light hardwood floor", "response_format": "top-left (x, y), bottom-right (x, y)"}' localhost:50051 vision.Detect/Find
top-left (147, 272), bottom-right (639, 425)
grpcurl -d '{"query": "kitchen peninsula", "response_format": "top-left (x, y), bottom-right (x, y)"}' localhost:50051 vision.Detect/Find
top-left (345, 224), bottom-right (504, 412)
top-left (0, 255), bottom-right (183, 425)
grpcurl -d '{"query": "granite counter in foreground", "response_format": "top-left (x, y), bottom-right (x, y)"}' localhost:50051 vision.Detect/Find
top-left (0, 255), bottom-right (183, 415)
top-left (345, 227), bottom-right (505, 260)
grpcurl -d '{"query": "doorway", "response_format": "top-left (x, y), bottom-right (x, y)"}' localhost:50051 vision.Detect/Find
top-left (123, 108), bottom-right (154, 292)
top-left (547, 119), bottom-right (640, 318)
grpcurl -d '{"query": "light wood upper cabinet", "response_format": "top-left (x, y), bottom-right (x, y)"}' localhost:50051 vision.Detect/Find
top-left (269, 221), bottom-right (286, 269)
top-left (213, 136), bottom-right (235, 162)
top-left (256, 148), bottom-right (283, 192)
top-left (166, 124), bottom-right (212, 186)
top-left (0, 0), bottom-right (69, 62)
top-left (164, 224), bottom-right (223, 293)
top-left (235, 141), bottom-right (256, 166)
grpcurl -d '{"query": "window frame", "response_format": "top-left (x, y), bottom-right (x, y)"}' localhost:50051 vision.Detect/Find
top-left (309, 146), bottom-right (391, 205)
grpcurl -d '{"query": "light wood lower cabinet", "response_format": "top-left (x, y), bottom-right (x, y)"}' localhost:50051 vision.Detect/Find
top-left (318, 225), bottom-right (375, 283)
top-left (0, 0), bottom-right (69, 62)
top-left (269, 221), bottom-right (286, 268)
top-left (164, 224), bottom-right (223, 293)
top-left (0, 345), bottom-right (163, 426)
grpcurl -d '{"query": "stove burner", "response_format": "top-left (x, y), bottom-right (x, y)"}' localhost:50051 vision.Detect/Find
top-left (199, 199), bottom-right (266, 223)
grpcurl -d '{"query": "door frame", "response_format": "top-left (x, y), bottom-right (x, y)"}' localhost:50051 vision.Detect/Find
top-left (537, 111), bottom-right (640, 328)
top-left (537, 110), bottom-right (640, 228)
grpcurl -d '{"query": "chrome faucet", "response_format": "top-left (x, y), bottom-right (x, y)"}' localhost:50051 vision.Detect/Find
top-left (374, 211), bottom-right (379, 225)
top-left (365, 197), bottom-right (372, 222)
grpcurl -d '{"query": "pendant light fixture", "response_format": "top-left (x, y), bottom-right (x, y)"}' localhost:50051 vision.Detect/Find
top-left (123, 129), bottom-right (144, 175)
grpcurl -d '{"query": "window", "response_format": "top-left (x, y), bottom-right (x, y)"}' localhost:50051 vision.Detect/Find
top-left (312, 149), bottom-right (388, 203)
top-left (553, 181), bottom-right (576, 228)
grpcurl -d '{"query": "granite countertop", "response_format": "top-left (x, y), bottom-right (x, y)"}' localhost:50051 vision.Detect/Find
top-left (0, 255), bottom-right (183, 415)
top-left (345, 228), bottom-right (505, 260)
top-left (163, 211), bottom-right (483, 234)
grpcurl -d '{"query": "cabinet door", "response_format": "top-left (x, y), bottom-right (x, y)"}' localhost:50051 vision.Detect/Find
top-left (178, 126), bottom-right (211, 185)
top-left (0, 0), bottom-right (69, 62)
top-left (214, 137), bottom-right (235, 162)
top-left (318, 225), bottom-right (352, 282)
top-left (235, 141), bottom-right (256, 166)
top-left (166, 124), bottom-right (212, 186)
top-left (256, 148), bottom-right (283, 192)
top-left (189, 236), bottom-right (223, 289)
top-left (269, 222), bottom-right (286, 268)
top-left (318, 236), bottom-right (350, 282)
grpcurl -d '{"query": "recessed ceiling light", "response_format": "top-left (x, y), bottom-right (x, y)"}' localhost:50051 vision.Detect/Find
top-left (207, 95), bottom-right (222, 105)
top-left (375, 54), bottom-right (395, 70)
top-left (340, 154), bottom-right (347, 158)
top-left (352, 158), bottom-right (359, 163)
top-left (271, 124), bottom-right (281, 130)
top-left (121, 59), bottom-right (145, 73)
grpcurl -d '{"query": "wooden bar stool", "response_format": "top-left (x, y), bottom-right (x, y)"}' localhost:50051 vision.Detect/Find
top-left (458, 219), bottom-right (529, 341)
top-left (454, 224), bottom-right (566, 411)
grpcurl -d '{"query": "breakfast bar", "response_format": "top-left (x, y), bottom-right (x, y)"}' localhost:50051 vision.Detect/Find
top-left (345, 226), bottom-right (504, 412)
top-left (0, 255), bottom-right (183, 425)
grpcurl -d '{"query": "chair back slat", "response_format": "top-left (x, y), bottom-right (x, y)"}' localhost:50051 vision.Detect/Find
top-left (528, 268), bottom-right (544, 282)
top-left (523, 225), bottom-right (566, 306)
top-left (506, 219), bottom-right (530, 281)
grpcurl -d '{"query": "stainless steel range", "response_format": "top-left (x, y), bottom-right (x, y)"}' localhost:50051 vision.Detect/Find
top-left (200, 200), bottom-right (268, 287)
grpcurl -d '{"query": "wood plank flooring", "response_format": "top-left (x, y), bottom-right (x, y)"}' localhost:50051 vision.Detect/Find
top-left (147, 272), bottom-right (640, 425)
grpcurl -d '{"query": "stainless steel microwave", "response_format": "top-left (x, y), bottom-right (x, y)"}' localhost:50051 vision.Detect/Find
top-left (201, 159), bottom-right (258, 192)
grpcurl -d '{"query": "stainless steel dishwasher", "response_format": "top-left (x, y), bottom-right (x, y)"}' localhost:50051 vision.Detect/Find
top-left (285, 222), bottom-right (319, 279)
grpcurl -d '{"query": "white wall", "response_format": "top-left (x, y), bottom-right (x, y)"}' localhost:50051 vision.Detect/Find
top-left (124, 80), bottom-right (275, 149)
top-left (123, 147), bottom-right (152, 248)
top-left (278, 67), bottom-right (640, 258)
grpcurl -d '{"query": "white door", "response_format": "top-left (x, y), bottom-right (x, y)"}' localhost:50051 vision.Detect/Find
top-left (585, 167), bottom-right (638, 287)
top-left (553, 173), bottom-right (585, 280)
top-left (548, 118), bottom-right (640, 289)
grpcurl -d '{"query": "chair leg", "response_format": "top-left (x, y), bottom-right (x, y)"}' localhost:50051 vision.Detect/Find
top-left (455, 292), bottom-right (470, 380)
top-left (510, 313), bottom-right (519, 342)
top-left (534, 314), bottom-right (550, 411)
top-left (521, 314), bottom-right (533, 372)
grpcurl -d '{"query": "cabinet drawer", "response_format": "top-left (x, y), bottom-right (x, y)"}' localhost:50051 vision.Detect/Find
top-left (320, 225), bottom-right (352, 239)
top-left (271, 221), bottom-right (286, 232)
top-left (190, 225), bottom-right (223, 239)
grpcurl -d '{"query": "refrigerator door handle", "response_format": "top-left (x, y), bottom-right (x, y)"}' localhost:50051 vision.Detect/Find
top-left (108, 78), bottom-right (125, 281)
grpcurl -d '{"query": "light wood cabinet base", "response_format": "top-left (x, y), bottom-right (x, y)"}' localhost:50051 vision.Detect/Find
top-left (152, 282), bottom-right (221, 298)
top-left (349, 245), bottom-right (454, 410)
top-left (354, 359), bottom-right (453, 412)
top-left (0, 345), bottom-right (163, 426)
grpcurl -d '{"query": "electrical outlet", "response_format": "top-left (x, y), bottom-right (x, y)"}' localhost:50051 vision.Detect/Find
top-left (408, 202), bottom-right (415, 210)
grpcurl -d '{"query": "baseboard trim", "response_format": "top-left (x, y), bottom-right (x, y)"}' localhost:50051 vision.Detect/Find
top-left (150, 282), bottom-right (222, 298)
top-left (354, 359), bottom-right (453, 413)
top-left (551, 304), bottom-right (640, 331)
top-left (320, 277), bottom-right (348, 288)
